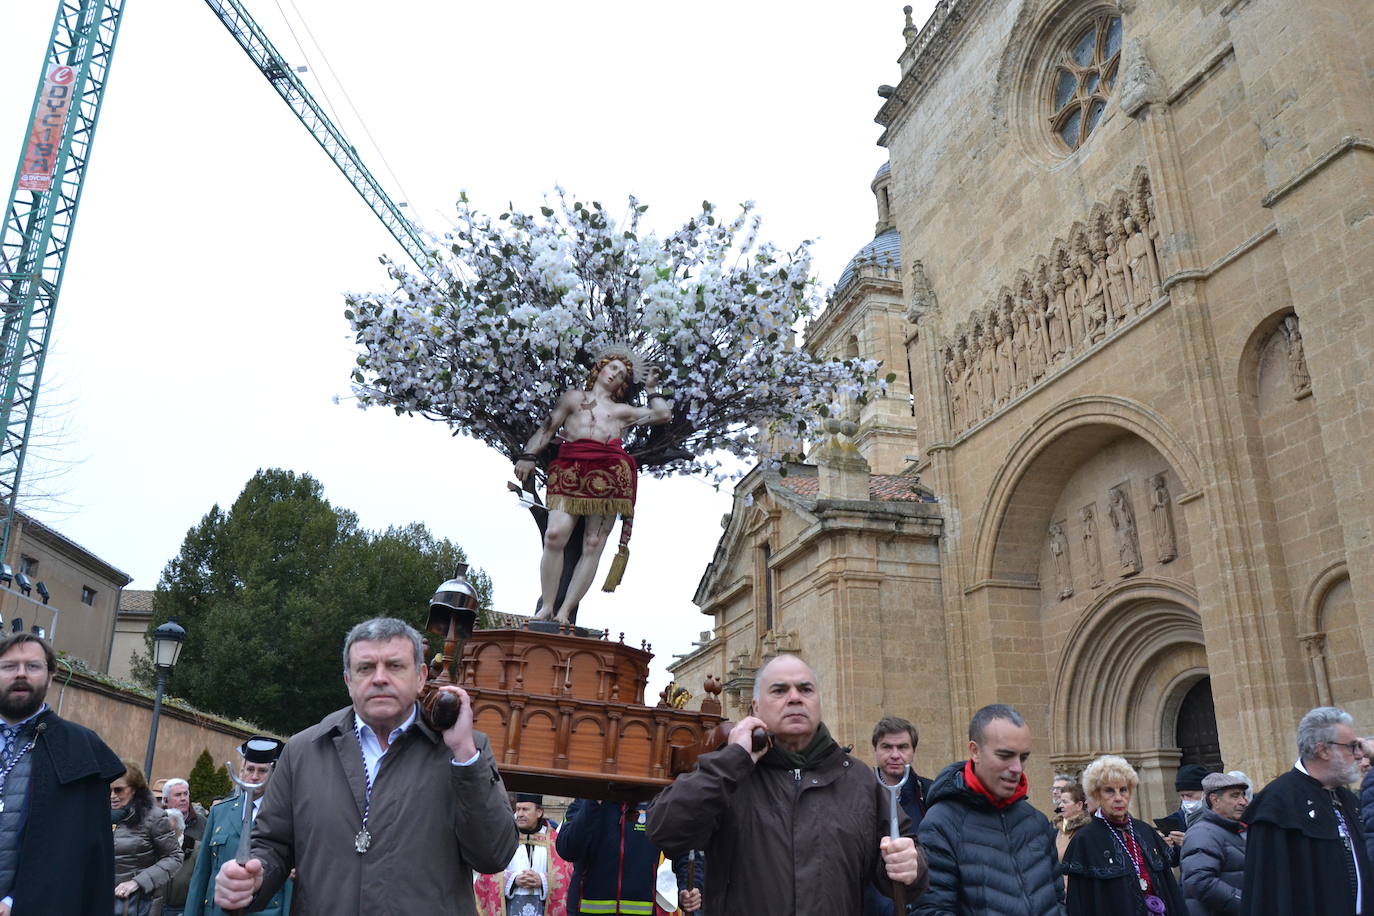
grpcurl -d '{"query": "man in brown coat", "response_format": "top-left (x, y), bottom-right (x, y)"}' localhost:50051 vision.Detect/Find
top-left (213, 617), bottom-right (517, 914)
top-left (646, 654), bottom-right (927, 915)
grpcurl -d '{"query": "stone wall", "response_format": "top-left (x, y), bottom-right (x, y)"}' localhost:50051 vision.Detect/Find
top-left (51, 666), bottom-right (269, 785)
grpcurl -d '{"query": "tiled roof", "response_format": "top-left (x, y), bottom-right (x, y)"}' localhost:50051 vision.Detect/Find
top-left (777, 473), bottom-right (933, 502)
top-left (119, 589), bottom-right (154, 614)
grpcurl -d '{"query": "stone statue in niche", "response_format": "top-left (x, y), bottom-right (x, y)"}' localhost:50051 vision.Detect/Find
top-left (1043, 276), bottom-right (1067, 363)
top-left (1139, 191), bottom-right (1162, 271)
top-left (1108, 485), bottom-right (1143, 576)
top-left (994, 316), bottom-right (1014, 407)
top-left (1062, 255), bottom-right (1086, 354)
top-left (1283, 314), bottom-right (1312, 398)
top-left (980, 320), bottom-right (997, 417)
top-left (944, 345), bottom-right (964, 432)
top-left (960, 334), bottom-right (978, 428)
top-left (1026, 291), bottom-right (1049, 381)
top-left (1149, 473), bottom-right (1177, 563)
top-left (1012, 302), bottom-right (1030, 393)
top-left (1123, 213), bottom-right (1160, 311)
top-left (1081, 503), bottom-right (1104, 589)
top-left (1048, 521), bottom-right (1073, 600)
top-left (1080, 241), bottom-right (1107, 345)
top-left (908, 259), bottom-right (938, 323)
top-left (1104, 228), bottom-right (1131, 327)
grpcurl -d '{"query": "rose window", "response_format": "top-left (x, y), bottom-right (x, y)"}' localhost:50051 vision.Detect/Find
top-left (1050, 14), bottom-right (1122, 151)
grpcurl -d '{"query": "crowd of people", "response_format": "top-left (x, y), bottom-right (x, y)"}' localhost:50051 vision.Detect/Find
top-left (0, 624), bottom-right (1369, 915)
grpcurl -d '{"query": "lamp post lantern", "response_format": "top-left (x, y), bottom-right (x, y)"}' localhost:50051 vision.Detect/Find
top-left (143, 619), bottom-right (186, 777)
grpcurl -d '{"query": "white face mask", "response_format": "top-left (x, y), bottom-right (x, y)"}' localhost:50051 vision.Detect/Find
top-left (1181, 799), bottom-right (1204, 813)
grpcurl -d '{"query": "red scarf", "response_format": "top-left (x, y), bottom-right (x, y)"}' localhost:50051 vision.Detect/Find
top-left (963, 759), bottom-right (1028, 808)
top-left (1103, 813), bottom-right (1156, 897)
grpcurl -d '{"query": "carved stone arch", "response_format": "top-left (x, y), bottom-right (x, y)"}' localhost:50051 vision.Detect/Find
top-left (1051, 238), bottom-right (1070, 270)
top-left (998, 286), bottom-right (1016, 316)
top-left (1032, 254), bottom-right (1051, 285)
top-left (1302, 560), bottom-right (1350, 634)
top-left (1087, 203), bottom-right (1111, 244)
top-left (1052, 577), bottom-right (1204, 755)
top-left (1068, 221), bottom-right (1089, 254)
top-left (972, 396), bottom-right (1203, 582)
top-left (1109, 190), bottom-right (1131, 222)
top-left (1014, 269), bottom-right (1034, 299)
top-left (1236, 306), bottom-right (1299, 399)
top-left (1131, 166), bottom-right (1154, 217)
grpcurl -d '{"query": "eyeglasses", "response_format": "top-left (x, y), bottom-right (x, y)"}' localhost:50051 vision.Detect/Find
top-left (1328, 740), bottom-right (1367, 757)
top-left (0, 661), bottom-right (47, 676)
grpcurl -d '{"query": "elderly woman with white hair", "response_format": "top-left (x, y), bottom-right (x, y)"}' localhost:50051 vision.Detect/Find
top-left (1062, 754), bottom-right (1187, 915)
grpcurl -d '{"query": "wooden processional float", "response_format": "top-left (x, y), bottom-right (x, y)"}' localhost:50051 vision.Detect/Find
top-left (418, 564), bottom-right (724, 801)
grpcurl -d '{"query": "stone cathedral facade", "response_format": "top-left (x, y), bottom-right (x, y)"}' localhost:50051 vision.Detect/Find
top-left (670, 0), bottom-right (1374, 817)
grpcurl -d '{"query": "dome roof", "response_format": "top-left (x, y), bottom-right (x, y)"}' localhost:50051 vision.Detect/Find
top-left (873, 161), bottom-right (891, 180)
top-left (836, 227), bottom-right (901, 292)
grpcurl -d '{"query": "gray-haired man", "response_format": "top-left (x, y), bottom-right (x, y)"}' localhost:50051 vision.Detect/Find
top-left (214, 617), bottom-right (517, 915)
top-left (1242, 706), bottom-right (1370, 916)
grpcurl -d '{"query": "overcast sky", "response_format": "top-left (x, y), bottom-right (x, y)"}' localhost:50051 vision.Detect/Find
top-left (0, 0), bottom-right (935, 692)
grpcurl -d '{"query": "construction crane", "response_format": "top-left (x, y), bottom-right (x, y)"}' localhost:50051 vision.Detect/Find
top-left (0, 0), bottom-right (430, 560)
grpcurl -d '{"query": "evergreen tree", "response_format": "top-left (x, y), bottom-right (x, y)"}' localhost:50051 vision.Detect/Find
top-left (140, 469), bottom-right (490, 734)
top-left (187, 748), bottom-right (226, 808)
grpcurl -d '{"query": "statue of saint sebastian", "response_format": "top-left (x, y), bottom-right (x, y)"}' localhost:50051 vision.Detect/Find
top-left (514, 347), bottom-right (672, 624)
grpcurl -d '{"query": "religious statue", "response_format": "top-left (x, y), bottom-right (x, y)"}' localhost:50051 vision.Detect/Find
top-left (1104, 228), bottom-right (1131, 327)
top-left (945, 346), bottom-right (964, 432)
top-left (1048, 522), bottom-right (1073, 600)
top-left (1012, 303), bottom-right (1030, 394)
top-left (1123, 214), bottom-right (1160, 311)
top-left (1081, 504), bottom-right (1104, 589)
top-left (514, 345), bottom-right (674, 624)
top-left (1108, 485), bottom-right (1143, 576)
top-left (1046, 274), bottom-right (1068, 361)
top-left (1149, 473), bottom-right (1177, 564)
top-left (1026, 291), bottom-right (1049, 382)
top-left (1062, 258), bottom-right (1086, 355)
top-left (979, 321), bottom-right (997, 419)
top-left (1080, 246), bottom-right (1107, 345)
top-left (994, 317), bottom-right (1014, 407)
top-left (1283, 314), bottom-right (1312, 398)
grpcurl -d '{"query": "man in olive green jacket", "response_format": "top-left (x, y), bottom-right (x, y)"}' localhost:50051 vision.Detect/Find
top-left (213, 618), bottom-right (517, 915)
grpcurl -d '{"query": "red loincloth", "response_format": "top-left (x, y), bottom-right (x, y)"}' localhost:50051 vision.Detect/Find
top-left (546, 438), bottom-right (638, 518)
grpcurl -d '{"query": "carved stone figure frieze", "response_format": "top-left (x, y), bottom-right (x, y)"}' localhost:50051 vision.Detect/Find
top-left (1149, 473), bottom-right (1177, 563)
top-left (1107, 485), bottom-right (1143, 576)
top-left (937, 173), bottom-right (1166, 433)
top-left (1049, 521), bottom-right (1073, 600)
top-left (1081, 503), bottom-right (1104, 588)
top-left (1283, 314), bottom-right (1312, 398)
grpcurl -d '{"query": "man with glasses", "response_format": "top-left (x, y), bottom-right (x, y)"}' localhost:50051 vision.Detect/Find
top-left (1242, 705), bottom-right (1371, 916)
top-left (0, 631), bottom-right (124, 915)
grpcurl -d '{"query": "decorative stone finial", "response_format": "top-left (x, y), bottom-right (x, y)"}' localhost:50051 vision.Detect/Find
top-left (1117, 39), bottom-right (1165, 116)
top-left (907, 259), bottom-right (938, 323)
top-left (903, 5), bottom-right (918, 43)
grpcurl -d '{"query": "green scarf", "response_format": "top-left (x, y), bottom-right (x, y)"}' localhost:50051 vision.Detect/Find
top-left (760, 722), bottom-right (838, 769)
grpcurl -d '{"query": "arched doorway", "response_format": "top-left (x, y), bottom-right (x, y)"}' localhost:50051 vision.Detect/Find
top-left (1175, 677), bottom-right (1223, 770)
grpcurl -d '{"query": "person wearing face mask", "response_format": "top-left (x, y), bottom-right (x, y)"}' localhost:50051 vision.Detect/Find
top-left (1157, 764), bottom-right (1211, 851)
top-left (1180, 772), bottom-right (1249, 915)
top-left (1242, 706), bottom-right (1370, 916)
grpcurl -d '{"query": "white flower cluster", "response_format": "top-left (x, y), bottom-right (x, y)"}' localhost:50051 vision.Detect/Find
top-left (345, 191), bottom-right (886, 480)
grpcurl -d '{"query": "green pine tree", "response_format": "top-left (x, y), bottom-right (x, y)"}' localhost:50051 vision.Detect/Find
top-left (139, 469), bottom-right (491, 734)
top-left (187, 749), bottom-right (220, 808)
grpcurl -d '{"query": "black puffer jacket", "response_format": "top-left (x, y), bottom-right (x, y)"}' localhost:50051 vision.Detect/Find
top-left (1180, 810), bottom-right (1246, 915)
top-left (914, 761), bottom-right (1063, 916)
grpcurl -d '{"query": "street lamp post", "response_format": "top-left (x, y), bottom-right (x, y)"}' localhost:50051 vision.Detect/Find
top-left (143, 620), bottom-right (187, 778)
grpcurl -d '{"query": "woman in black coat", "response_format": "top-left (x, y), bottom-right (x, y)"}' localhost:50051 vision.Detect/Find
top-left (1062, 754), bottom-right (1187, 915)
